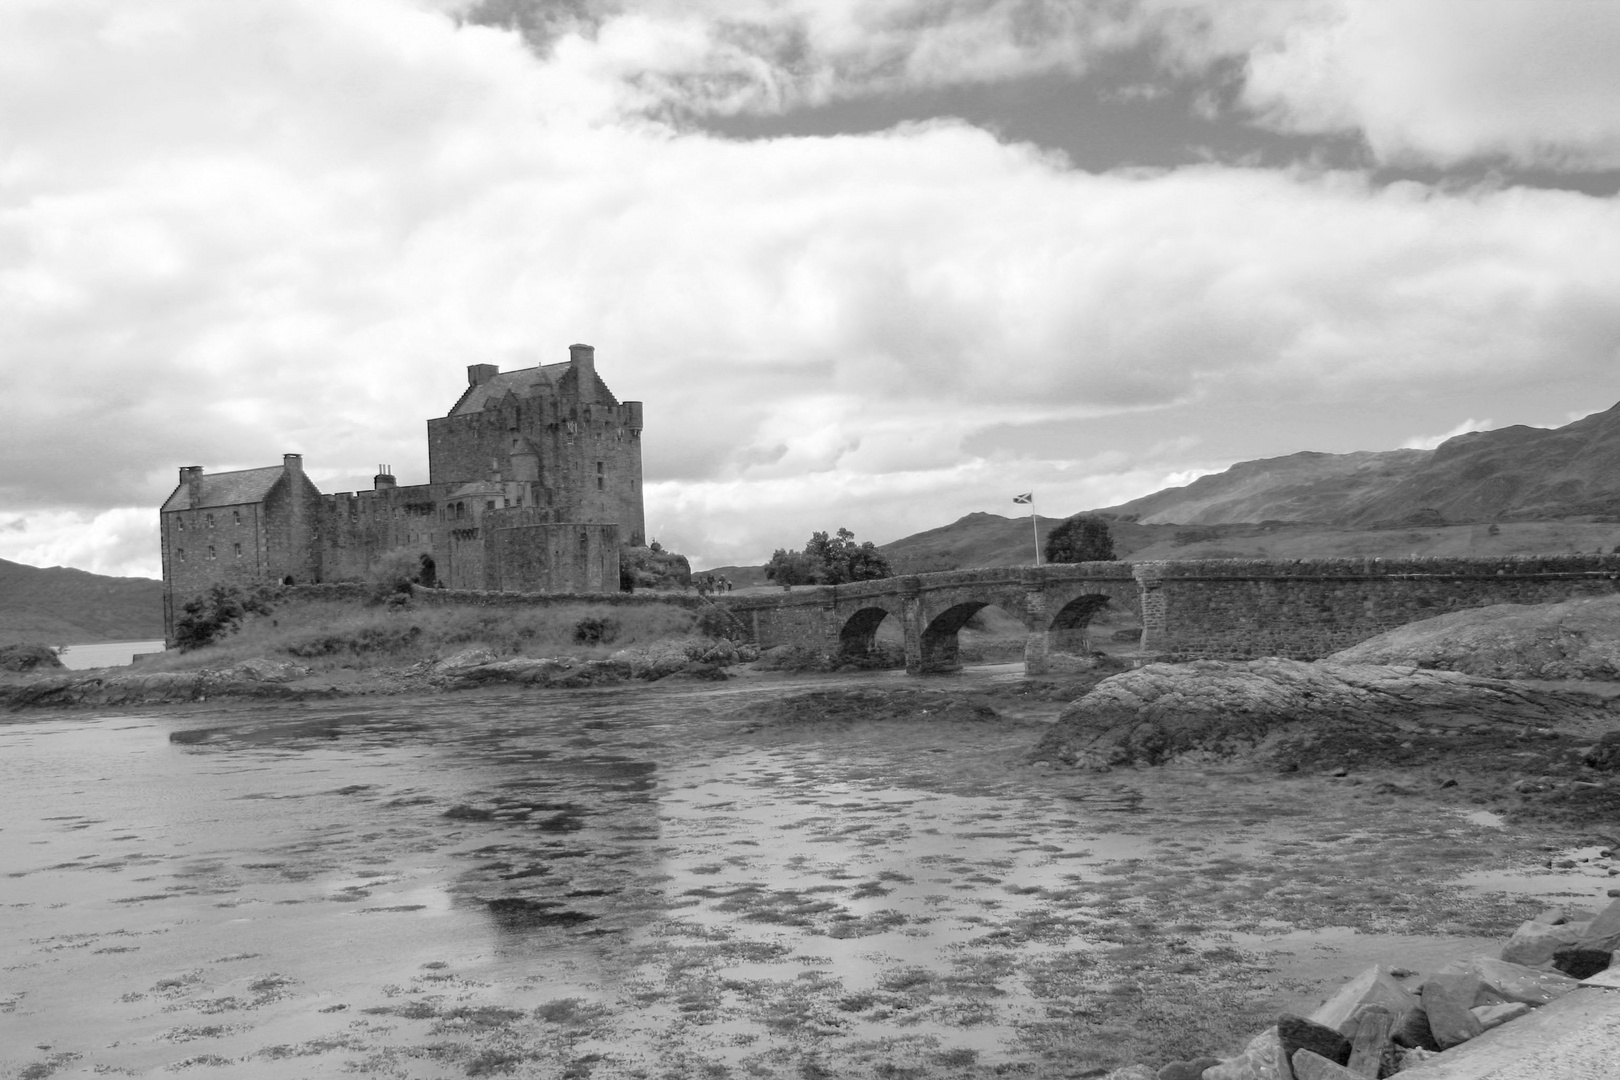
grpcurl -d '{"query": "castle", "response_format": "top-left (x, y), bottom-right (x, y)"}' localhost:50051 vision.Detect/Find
top-left (159, 344), bottom-right (644, 641)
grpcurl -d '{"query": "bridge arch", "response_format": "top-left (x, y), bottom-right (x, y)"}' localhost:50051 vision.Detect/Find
top-left (838, 605), bottom-right (897, 661)
top-left (918, 601), bottom-right (989, 674)
top-left (1047, 593), bottom-right (1114, 653)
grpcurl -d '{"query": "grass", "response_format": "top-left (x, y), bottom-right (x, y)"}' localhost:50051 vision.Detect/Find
top-left (136, 596), bottom-right (702, 674)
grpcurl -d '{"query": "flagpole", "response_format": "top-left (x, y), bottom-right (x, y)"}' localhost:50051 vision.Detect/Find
top-left (1030, 498), bottom-right (1040, 567)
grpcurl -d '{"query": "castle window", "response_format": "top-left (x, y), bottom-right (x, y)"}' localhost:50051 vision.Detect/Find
top-left (178, 548), bottom-right (185, 561)
top-left (455, 502), bottom-right (465, 520)
top-left (208, 545), bottom-right (216, 559)
top-left (206, 513), bottom-right (214, 528)
top-left (177, 518), bottom-right (186, 531)
top-left (486, 500), bottom-right (495, 512)
top-left (596, 476), bottom-right (604, 490)
top-left (233, 510), bottom-right (241, 525)
top-left (233, 542), bottom-right (242, 557)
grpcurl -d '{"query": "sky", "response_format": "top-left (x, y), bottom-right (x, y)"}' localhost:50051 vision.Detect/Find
top-left (4, 0), bottom-right (1620, 579)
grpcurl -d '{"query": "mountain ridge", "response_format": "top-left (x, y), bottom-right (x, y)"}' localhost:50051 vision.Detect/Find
top-left (0, 559), bottom-right (165, 644)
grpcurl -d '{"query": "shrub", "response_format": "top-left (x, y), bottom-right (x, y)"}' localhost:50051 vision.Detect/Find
top-left (766, 527), bottom-right (893, 585)
top-left (0, 642), bottom-right (64, 673)
top-left (174, 583), bottom-right (278, 651)
top-left (572, 616), bottom-right (620, 645)
top-left (619, 543), bottom-right (692, 591)
top-left (694, 605), bottom-right (741, 640)
top-left (368, 546), bottom-right (435, 602)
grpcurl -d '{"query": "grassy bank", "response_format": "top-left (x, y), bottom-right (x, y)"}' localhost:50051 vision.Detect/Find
top-left (142, 593), bottom-right (706, 674)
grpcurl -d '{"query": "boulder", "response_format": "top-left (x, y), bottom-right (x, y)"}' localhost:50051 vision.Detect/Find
top-left (1551, 947), bottom-right (1613, 979)
top-left (1328, 595), bottom-right (1620, 680)
top-left (1419, 972), bottom-right (1484, 1048)
top-left (1308, 966), bottom-right (1420, 1037)
top-left (1445, 956), bottom-right (1581, 1007)
top-left (1577, 896), bottom-right (1620, 952)
top-left (1470, 1001), bottom-right (1531, 1030)
top-left (1501, 918), bottom-right (1591, 967)
top-left (1343, 1004), bottom-right (1397, 1077)
top-left (1201, 1027), bottom-right (1288, 1080)
top-left (1156, 1058), bottom-right (1220, 1080)
top-left (1277, 1014), bottom-right (1351, 1068)
top-left (1031, 660), bottom-right (1606, 769)
top-left (1288, 1050), bottom-right (1361, 1080)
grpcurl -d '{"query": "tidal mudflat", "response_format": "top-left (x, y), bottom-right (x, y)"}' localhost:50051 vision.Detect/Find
top-left (2, 667), bottom-right (1611, 1079)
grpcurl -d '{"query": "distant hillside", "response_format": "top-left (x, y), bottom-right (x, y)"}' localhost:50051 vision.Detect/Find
top-left (1101, 402), bottom-right (1620, 526)
top-left (0, 559), bottom-right (164, 644)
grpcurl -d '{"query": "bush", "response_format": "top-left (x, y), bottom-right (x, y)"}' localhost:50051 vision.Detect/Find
top-left (694, 605), bottom-right (741, 640)
top-left (572, 616), bottom-right (620, 645)
top-left (369, 546), bottom-right (436, 602)
top-left (0, 642), bottom-right (64, 673)
top-left (174, 583), bottom-right (278, 651)
top-left (619, 543), bottom-right (692, 591)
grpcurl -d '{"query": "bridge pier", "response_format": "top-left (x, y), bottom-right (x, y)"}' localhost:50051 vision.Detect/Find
top-left (1023, 584), bottom-right (1050, 675)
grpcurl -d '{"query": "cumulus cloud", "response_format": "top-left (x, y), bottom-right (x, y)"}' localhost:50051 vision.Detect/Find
top-left (0, 508), bottom-right (161, 578)
top-left (5, 0), bottom-right (1620, 577)
top-left (1239, 1), bottom-right (1620, 169)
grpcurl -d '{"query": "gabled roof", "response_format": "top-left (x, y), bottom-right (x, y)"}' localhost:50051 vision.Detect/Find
top-left (161, 466), bottom-right (284, 512)
top-left (448, 363), bottom-right (621, 417)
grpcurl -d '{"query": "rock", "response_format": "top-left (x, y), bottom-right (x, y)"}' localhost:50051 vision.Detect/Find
top-left (1277, 1014), bottom-right (1351, 1068)
top-left (1308, 966), bottom-right (1421, 1037)
top-left (1500, 918), bottom-right (1590, 967)
top-left (1448, 956), bottom-right (1581, 1007)
top-left (221, 657), bottom-right (308, 682)
top-left (1392, 1006), bottom-right (1439, 1052)
top-left (1551, 947), bottom-right (1613, 979)
top-left (1343, 1004), bottom-right (1396, 1077)
top-left (1470, 1001), bottom-right (1532, 1030)
top-left (1104, 1067), bottom-right (1156, 1080)
top-left (434, 648), bottom-right (498, 671)
top-left (1156, 1058), bottom-right (1221, 1080)
top-left (1328, 595), bottom-right (1620, 680)
top-left (1288, 1050), bottom-right (1361, 1080)
top-left (1397, 1046), bottom-right (1441, 1071)
top-left (1419, 972), bottom-right (1485, 1048)
top-left (0, 643), bottom-right (65, 672)
top-left (1577, 896), bottom-right (1620, 951)
top-left (1031, 659), bottom-right (1607, 769)
top-left (1582, 731), bottom-right (1620, 771)
top-left (1201, 1027), bottom-right (1288, 1080)
top-left (1531, 906), bottom-right (1571, 925)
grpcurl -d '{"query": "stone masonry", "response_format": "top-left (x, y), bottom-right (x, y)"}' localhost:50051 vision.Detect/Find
top-left (159, 344), bottom-right (643, 642)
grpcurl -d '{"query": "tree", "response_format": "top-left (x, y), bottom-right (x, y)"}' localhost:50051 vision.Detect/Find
top-left (767, 528), bottom-right (893, 586)
top-left (1044, 514), bottom-right (1116, 564)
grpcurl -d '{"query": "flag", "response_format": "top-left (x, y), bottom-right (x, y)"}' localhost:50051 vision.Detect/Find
top-left (1013, 493), bottom-right (1032, 504)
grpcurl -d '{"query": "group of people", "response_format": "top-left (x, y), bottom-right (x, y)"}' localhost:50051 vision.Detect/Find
top-left (693, 575), bottom-right (733, 595)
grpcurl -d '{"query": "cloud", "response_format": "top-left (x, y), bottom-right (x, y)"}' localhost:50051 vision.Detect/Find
top-left (1239, 1), bottom-right (1620, 169)
top-left (1402, 417), bottom-right (1491, 452)
top-left (5, 0), bottom-right (1620, 578)
top-left (0, 508), bottom-right (161, 578)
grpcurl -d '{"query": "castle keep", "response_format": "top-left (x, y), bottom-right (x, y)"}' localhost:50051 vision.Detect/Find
top-left (159, 344), bottom-right (644, 640)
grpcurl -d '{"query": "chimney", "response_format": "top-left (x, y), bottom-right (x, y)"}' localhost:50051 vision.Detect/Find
top-left (468, 363), bottom-right (498, 387)
top-left (374, 464), bottom-right (396, 491)
top-left (283, 453), bottom-right (304, 474)
top-left (569, 343), bottom-right (596, 403)
top-left (180, 466), bottom-right (203, 508)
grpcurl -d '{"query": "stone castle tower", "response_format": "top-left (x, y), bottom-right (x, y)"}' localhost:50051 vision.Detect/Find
top-left (159, 344), bottom-right (644, 641)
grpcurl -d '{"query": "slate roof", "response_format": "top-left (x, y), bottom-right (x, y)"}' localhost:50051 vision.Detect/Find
top-left (160, 466), bottom-right (285, 512)
top-left (448, 362), bottom-right (620, 416)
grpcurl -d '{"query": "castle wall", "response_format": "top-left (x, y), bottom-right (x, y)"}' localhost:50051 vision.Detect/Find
top-left (488, 518), bottom-right (620, 593)
top-left (263, 470), bottom-right (325, 584)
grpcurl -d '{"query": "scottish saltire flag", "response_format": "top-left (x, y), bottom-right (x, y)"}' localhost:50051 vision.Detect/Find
top-left (1013, 493), bottom-right (1032, 503)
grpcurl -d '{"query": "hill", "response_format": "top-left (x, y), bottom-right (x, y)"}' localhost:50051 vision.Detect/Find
top-left (0, 558), bottom-right (165, 644)
top-left (1100, 401), bottom-right (1620, 526)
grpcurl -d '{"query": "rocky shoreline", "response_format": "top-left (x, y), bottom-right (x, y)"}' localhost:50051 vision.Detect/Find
top-left (1094, 895), bottom-right (1620, 1079)
top-left (0, 637), bottom-right (757, 710)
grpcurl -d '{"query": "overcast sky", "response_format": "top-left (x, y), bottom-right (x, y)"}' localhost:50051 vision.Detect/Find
top-left (5, 0), bottom-right (1620, 578)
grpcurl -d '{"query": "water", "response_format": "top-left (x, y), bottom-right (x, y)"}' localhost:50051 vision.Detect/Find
top-left (57, 639), bottom-right (167, 670)
top-left (0, 678), bottom-right (1584, 1078)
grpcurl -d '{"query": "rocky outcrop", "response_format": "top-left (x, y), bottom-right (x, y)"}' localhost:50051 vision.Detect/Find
top-left (1330, 595), bottom-right (1620, 680)
top-left (1031, 658), bottom-right (1609, 770)
top-left (0, 658), bottom-right (317, 709)
top-left (1090, 899), bottom-right (1619, 1078)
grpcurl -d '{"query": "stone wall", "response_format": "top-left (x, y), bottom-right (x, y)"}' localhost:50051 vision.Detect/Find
top-left (1135, 554), bottom-right (1620, 660)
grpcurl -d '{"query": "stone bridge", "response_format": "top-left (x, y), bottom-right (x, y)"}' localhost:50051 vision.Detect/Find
top-left (716, 554), bottom-right (1620, 675)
